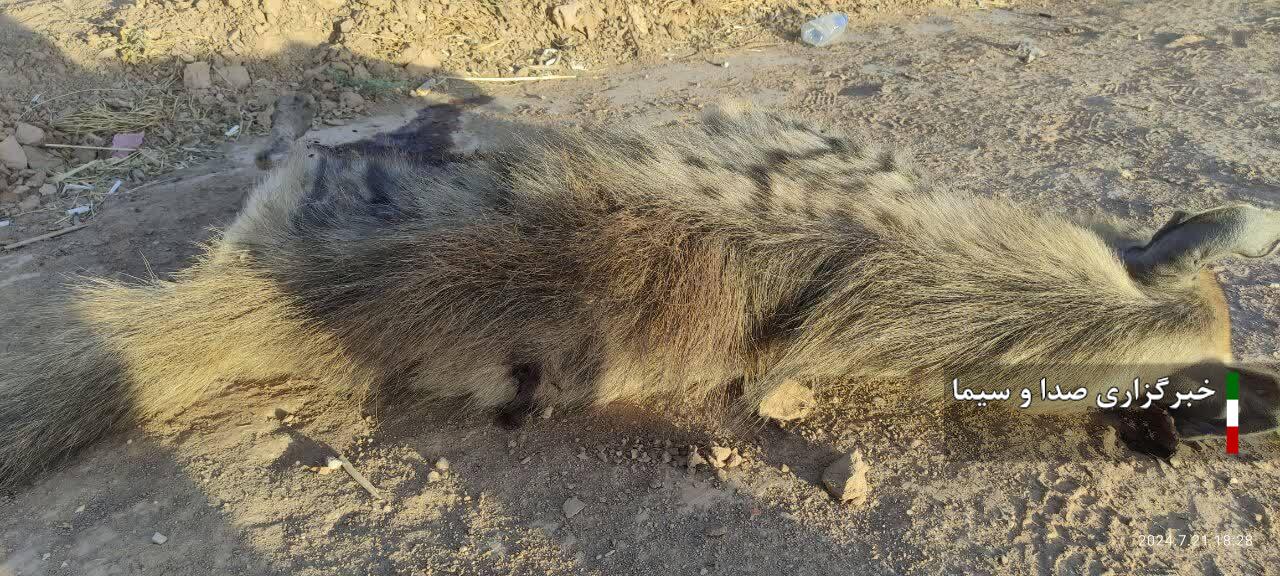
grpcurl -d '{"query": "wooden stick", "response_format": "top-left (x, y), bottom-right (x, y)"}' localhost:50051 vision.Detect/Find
top-left (41, 143), bottom-right (140, 152)
top-left (2, 224), bottom-right (89, 251)
top-left (445, 75), bottom-right (578, 83)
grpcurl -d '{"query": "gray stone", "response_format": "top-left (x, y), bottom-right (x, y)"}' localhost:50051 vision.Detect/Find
top-left (219, 65), bottom-right (251, 90)
top-left (0, 136), bottom-right (26, 170)
top-left (821, 451), bottom-right (871, 506)
top-left (562, 496), bottom-right (586, 518)
top-left (14, 122), bottom-right (45, 146)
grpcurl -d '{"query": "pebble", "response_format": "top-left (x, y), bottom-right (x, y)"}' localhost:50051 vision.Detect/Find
top-left (710, 446), bottom-right (732, 465)
top-left (434, 458), bottom-right (450, 472)
top-left (1016, 40), bottom-right (1046, 63)
top-left (427, 470), bottom-right (442, 483)
top-left (151, 532), bottom-right (168, 545)
top-left (705, 525), bottom-right (728, 537)
top-left (821, 451), bottom-right (872, 506)
top-left (562, 496), bottom-right (586, 519)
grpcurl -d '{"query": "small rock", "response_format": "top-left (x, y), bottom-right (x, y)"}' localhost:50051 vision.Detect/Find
top-left (687, 449), bottom-right (708, 470)
top-left (339, 19), bottom-right (354, 33)
top-left (14, 123), bottom-right (45, 146)
top-left (398, 44), bottom-right (441, 72)
top-left (562, 496), bottom-right (586, 519)
top-left (821, 451), bottom-right (871, 506)
top-left (724, 452), bottom-right (743, 469)
top-left (627, 4), bottom-right (649, 35)
top-left (219, 65), bottom-right (251, 90)
top-left (0, 136), bottom-right (27, 170)
top-left (434, 457), bottom-right (450, 472)
top-left (17, 194), bottom-right (39, 211)
top-left (22, 146), bottom-right (62, 171)
top-left (551, 1), bottom-right (596, 37)
top-left (1016, 40), bottom-right (1046, 63)
top-left (705, 525), bottom-right (727, 537)
top-left (184, 62), bottom-right (212, 90)
top-left (151, 532), bottom-right (168, 545)
top-left (427, 470), bottom-right (442, 482)
top-left (709, 446), bottom-right (732, 465)
top-left (74, 505), bottom-right (85, 513)
top-left (339, 90), bottom-right (364, 109)
top-left (1165, 34), bottom-right (1207, 49)
top-left (758, 380), bottom-right (816, 421)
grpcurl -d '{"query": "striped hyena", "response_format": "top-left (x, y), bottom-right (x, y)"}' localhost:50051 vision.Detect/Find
top-left (1, 96), bottom-right (1277, 488)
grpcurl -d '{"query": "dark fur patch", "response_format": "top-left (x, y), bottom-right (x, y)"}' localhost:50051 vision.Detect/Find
top-left (752, 253), bottom-right (846, 343)
top-left (684, 156), bottom-right (710, 170)
top-left (878, 151), bottom-right (897, 173)
top-left (747, 165), bottom-right (773, 192)
top-left (364, 163), bottom-right (396, 206)
top-left (698, 185), bottom-right (722, 200)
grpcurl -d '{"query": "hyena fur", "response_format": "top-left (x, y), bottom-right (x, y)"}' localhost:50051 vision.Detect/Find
top-left (2, 97), bottom-right (1278, 489)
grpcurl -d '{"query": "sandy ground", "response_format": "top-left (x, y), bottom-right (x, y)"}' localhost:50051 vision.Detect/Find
top-left (3, 0), bottom-right (1280, 574)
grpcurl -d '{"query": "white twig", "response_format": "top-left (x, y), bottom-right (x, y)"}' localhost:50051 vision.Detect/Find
top-left (41, 143), bottom-right (140, 152)
top-left (330, 456), bottom-right (383, 501)
top-left (446, 75), bottom-right (578, 83)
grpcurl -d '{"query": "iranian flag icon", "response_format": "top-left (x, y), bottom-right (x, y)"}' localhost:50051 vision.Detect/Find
top-left (1226, 371), bottom-right (1240, 455)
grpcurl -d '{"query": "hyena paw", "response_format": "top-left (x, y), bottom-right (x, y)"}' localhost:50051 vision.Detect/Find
top-left (1111, 406), bottom-right (1179, 459)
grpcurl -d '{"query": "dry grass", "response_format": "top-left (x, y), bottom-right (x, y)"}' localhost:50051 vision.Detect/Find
top-left (52, 96), bottom-right (169, 136)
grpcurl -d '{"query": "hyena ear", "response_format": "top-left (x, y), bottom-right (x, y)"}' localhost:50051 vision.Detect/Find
top-left (1123, 205), bottom-right (1280, 285)
top-left (1171, 364), bottom-right (1280, 440)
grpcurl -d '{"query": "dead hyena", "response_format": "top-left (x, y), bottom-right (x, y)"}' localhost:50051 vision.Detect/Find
top-left (1, 97), bottom-right (1277, 488)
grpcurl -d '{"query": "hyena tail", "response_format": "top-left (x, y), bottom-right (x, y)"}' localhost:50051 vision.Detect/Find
top-left (0, 256), bottom-right (365, 490)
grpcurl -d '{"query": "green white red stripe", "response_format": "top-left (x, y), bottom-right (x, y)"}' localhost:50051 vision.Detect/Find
top-left (1226, 371), bottom-right (1239, 454)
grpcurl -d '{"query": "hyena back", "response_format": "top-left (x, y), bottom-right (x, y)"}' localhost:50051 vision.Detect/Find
top-left (2, 99), bottom-right (1278, 489)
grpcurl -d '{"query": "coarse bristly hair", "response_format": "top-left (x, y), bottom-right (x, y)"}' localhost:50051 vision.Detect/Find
top-left (2, 101), bottom-right (1277, 489)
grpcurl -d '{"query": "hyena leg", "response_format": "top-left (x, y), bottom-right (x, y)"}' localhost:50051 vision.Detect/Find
top-left (254, 93), bottom-right (317, 170)
top-left (496, 363), bottom-right (541, 429)
top-left (1111, 406), bottom-right (1179, 459)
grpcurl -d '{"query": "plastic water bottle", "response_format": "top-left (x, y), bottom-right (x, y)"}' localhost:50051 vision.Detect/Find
top-left (800, 12), bottom-right (849, 47)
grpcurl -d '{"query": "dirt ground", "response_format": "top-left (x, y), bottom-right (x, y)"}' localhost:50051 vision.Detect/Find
top-left (3, 0), bottom-right (1280, 574)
